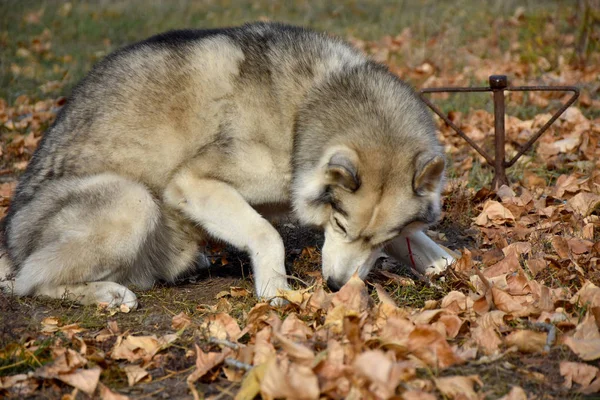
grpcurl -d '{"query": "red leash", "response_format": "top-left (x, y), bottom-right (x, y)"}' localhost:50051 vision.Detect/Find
top-left (406, 237), bottom-right (417, 269)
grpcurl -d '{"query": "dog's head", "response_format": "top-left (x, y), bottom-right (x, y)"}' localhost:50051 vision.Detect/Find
top-left (293, 143), bottom-right (445, 290)
top-left (292, 65), bottom-right (446, 290)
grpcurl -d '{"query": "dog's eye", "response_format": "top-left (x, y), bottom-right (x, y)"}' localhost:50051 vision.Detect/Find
top-left (334, 218), bottom-right (347, 234)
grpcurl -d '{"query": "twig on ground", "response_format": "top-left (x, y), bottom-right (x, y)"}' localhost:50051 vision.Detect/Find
top-left (208, 337), bottom-right (241, 350)
top-left (224, 357), bottom-right (252, 371)
top-left (154, 365), bottom-right (195, 382)
top-left (532, 322), bottom-right (557, 352)
top-left (188, 381), bottom-right (201, 400)
top-left (284, 274), bottom-right (311, 287)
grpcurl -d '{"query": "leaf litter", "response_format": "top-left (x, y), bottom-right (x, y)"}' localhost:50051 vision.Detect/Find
top-left (2, 4), bottom-right (600, 399)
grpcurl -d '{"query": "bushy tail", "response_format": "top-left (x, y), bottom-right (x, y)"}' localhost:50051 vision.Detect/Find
top-left (0, 247), bottom-right (15, 293)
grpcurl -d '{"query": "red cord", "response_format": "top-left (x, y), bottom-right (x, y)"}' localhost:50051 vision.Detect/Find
top-left (406, 237), bottom-right (417, 269)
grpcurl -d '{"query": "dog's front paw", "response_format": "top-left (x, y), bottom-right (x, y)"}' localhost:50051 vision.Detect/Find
top-left (255, 276), bottom-right (290, 307)
top-left (422, 255), bottom-right (454, 275)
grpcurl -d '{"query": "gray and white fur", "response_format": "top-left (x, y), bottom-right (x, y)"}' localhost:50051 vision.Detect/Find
top-left (0, 22), bottom-right (454, 308)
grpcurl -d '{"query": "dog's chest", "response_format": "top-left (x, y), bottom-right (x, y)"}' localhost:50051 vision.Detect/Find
top-left (226, 139), bottom-right (293, 204)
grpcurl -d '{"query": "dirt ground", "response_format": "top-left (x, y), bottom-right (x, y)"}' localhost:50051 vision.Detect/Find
top-left (0, 214), bottom-right (591, 399)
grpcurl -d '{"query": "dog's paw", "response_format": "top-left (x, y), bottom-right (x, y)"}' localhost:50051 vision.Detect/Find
top-left (268, 296), bottom-right (289, 307)
top-left (92, 282), bottom-right (139, 310)
top-left (255, 277), bottom-right (290, 307)
top-left (423, 255), bottom-right (454, 275)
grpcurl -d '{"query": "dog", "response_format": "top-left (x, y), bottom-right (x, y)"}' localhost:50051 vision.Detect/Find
top-left (0, 22), bottom-right (454, 308)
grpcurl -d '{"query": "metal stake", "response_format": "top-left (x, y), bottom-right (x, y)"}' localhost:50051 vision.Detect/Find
top-left (420, 75), bottom-right (580, 189)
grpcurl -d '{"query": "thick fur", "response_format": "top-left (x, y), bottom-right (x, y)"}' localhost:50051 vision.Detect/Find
top-left (0, 22), bottom-right (453, 308)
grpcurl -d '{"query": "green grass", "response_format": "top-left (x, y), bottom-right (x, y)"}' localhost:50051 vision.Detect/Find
top-left (0, 0), bottom-right (583, 104)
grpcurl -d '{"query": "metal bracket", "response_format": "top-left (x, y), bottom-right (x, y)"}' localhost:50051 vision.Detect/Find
top-left (420, 75), bottom-right (580, 189)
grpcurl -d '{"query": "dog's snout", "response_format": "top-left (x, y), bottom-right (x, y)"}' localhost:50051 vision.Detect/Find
top-left (326, 277), bottom-right (342, 292)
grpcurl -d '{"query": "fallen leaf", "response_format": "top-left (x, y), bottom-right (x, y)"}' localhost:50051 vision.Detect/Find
top-left (552, 236), bottom-right (570, 259)
top-left (273, 331), bottom-right (314, 363)
top-left (57, 367), bottom-right (101, 395)
top-left (474, 200), bottom-right (515, 227)
top-left (407, 325), bottom-right (462, 368)
top-left (491, 287), bottom-right (526, 315)
top-left (260, 357), bottom-right (320, 400)
top-left (563, 336), bottom-right (600, 361)
top-left (280, 313), bottom-right (312, 341)
top-left (560, 361), bottom-right (598, 389)
top-left (99, 383), bottom-right (130, 400)
top-left (434, 375), bottom-right (483, 400)
top-left (200, 313), bottom-right (241, 341)
top-left (111, 334), bottom-right (176, 362)
top-left (498, 386), bottom-right (528, 400)
top-left (41, 316), bottom-right (60, 333)
top-left (235, 362), bottom-right (269, 400)
top-left (123, 365), bottom-right (149, 386)
top-left (172, 312), bottom-right (192, 330)
top-left (230, 287), bottom-right (252, 297)
top-left (330, 273), bottom-right (371, 312)
top-left (568, 192), bottom-right (600, 217)
top-left (472, 326), bottom-right (502, 354)
top-left (505, 330), bottom-right (547, 353)
top-left (353, 350), bottom-right (406, 399)
top-left (187, 344), bottom-right (229, 383)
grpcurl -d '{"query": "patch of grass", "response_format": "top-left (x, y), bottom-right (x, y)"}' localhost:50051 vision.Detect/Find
top-left (0, 337), bottom-right (54, 376)
top-left (0, 0), bottom-right (576, 106)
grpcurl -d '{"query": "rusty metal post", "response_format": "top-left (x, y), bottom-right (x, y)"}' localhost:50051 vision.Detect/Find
top-left (490, 75), bottom-right (508, 189)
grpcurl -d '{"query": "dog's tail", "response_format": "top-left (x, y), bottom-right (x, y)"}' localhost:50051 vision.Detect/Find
top-left (0, 246), bottom-right (15, 293)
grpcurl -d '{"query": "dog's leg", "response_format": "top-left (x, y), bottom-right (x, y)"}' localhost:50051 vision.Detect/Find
top-left (385, 230), bottom-right (454, 275)
top-left (8, 174), bottom-right (167, 308)
top-left (36, 282), bottom-right (138, 308)
top-left (164, 172), bottom-right (289, 303)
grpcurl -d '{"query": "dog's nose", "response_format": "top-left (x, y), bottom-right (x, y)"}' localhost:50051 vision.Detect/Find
top-left (326, 277), bottom-right (342, 292)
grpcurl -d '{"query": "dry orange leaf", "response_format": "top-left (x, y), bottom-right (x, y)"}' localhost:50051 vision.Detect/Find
top-left (172, 312), bottom-right (192, 330)
top-left (200, 313), bottom-right (241, 341)
top-left (474, 200), bottom-right (515, 227)
top-left (407, 325), bottom-right (462, 368)
top-left (434, 375), bottom-right (483, 400)
top-left (260, 357), bottom-right (320, 400)
top-left (123, 365), bottom-right (149, 387)
top-left (560, 361), bottom-right (599, 389)
top-left (504, 330), bottom-right (547, 353)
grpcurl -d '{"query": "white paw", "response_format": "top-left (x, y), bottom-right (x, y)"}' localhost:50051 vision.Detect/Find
top-left (255, 276), bottom-right (290, 307)
top-left (93, 283), bottom-right (139, 310)
top-left (422, 254), bottom-right (454, 275)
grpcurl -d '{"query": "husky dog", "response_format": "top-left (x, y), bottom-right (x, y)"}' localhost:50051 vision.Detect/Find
top-left (0, 22), bottom-right (454, 308)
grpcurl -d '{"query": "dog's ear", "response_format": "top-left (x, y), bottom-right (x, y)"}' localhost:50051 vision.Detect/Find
top-left (325, 149), bottom-right (360, 192)
top-left (413, 152), bottom-right (445, 195)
